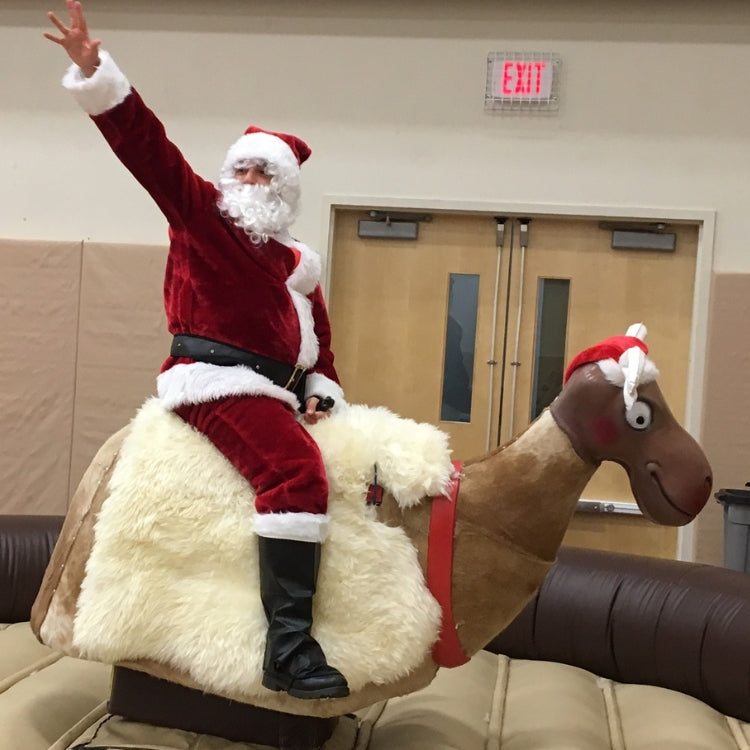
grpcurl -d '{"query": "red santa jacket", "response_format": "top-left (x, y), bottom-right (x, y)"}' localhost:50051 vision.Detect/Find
top-left (63, 52), bottom-right (343, 411)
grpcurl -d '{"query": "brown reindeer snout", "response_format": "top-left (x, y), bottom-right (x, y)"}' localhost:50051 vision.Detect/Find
top-left (550, 364), bottom-right (712, 525)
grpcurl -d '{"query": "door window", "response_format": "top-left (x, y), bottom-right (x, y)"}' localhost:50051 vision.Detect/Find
top-left (530, 278), bottom-right (570, 421)
top-left (440, 273), bottom-right (480, 423)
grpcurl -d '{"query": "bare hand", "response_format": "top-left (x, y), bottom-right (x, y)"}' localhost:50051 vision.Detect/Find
top-left (44, 0), bottom-right (101, 77)
top-left (302, 397), bottom-right (332, 425)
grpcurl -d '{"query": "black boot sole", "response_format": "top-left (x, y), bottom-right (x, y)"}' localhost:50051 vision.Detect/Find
top-left (263, 673), bottom-right (350, 700)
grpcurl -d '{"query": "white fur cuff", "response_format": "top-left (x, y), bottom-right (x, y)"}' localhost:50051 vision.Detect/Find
top-left (254, 512), bottom-right (330, 543)
top-left (305, 373), bottom-right (345, 411)
top-left (62, 50), bottom-right (131, 116)
top-left (286, 242), bottom-right (321, 296)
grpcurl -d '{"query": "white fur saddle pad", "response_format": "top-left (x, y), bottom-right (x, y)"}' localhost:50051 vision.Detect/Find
top-left (71, 398), bottom-right (452, 701)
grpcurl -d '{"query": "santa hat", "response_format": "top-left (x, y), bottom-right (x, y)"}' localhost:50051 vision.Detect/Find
top-left (219, 125), bottom-right (311, 190)
top-left (563, 323), bottom-right (659, 410)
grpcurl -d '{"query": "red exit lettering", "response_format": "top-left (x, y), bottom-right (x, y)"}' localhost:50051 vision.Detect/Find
top-left (501, 61), bottom-right (547, 96)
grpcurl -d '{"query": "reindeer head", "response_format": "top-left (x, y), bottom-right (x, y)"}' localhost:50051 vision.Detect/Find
top-left (550, 324), bottom-right (712, 525)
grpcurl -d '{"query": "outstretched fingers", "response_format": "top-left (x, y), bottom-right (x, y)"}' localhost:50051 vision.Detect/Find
top-left (43, 0), bottom-right (101, 74)
top-left (44, 1), bottom-right (88, 42)
top-left (44, 11), bottom-right (69, 44)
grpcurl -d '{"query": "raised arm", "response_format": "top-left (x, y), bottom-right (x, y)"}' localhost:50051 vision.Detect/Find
top-left (44, 1), bottom-right (217, 230)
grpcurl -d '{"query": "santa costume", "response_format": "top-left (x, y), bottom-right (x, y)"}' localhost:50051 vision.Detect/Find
top-left (62, 50), bottom-right (349, 699)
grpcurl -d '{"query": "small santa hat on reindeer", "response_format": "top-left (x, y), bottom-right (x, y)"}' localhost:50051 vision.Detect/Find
top-left (563, 323), bottom-right (660, 411)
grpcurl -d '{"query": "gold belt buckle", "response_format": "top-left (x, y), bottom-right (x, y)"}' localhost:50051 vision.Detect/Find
top-left (284, 365), bottom-right (306, 391)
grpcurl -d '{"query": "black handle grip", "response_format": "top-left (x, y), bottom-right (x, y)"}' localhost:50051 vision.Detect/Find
top-left (316, 397), bottom-right (335, 412)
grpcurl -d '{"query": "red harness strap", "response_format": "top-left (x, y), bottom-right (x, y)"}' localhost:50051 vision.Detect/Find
top-left (426, 460), bottom-right (469, 668)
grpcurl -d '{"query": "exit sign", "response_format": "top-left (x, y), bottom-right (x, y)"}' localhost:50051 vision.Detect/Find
top-left (485, 52), bottom-right (562, 112)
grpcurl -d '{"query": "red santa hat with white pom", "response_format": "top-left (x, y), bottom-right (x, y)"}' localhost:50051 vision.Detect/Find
top-left (563, 323), bottom-right (660, 410)
top-left (219, 125), bottom-right (311, 192)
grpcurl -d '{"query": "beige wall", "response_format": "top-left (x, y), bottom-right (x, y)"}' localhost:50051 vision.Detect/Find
top-left (0, 240), bottom-right (168, 514)
top-left (1, 0), bottom-right (749, 561)
top-left (0, 240), bottom-right (80, 514)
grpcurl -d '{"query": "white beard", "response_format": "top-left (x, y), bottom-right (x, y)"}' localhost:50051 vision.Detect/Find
top-left (216, 179), bottom-right (299, 242)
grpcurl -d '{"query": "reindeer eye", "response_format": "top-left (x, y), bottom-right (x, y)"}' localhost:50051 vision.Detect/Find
top-left (625, 401), bottom-right (652, 431)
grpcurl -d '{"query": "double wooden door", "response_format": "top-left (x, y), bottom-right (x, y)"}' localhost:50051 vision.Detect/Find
top-left (328, 210), bottom-right (699, 557)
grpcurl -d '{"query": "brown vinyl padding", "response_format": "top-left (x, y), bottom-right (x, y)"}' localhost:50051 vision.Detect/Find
top-left (486, 545), bottom-right (750, 723)
top-left (108, 666), bottom-right (339, 747)
top-left (9, 513), bottom-right (750, 736)
top-left (0, 515), bottom-right (64, 624)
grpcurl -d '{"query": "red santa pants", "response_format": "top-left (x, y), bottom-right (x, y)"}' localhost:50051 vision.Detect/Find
top-left (174, 395), bottom-right (329, 538)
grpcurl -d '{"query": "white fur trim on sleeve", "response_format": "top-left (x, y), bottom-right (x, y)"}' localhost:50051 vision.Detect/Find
top-left (305, 373), bottom-right (345, 411)
top-left (62, 50), bottom-right (131, 116)
top-left (286, 242), bottom-right (321, 296)
top-left (254, 512), bottom-right (330, 543)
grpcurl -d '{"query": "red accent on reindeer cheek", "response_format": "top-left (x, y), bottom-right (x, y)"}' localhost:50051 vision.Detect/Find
top-left (590, 416), bottom-right (620, 446)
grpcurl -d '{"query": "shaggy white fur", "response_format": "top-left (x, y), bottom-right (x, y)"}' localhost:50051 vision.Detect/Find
top-left (72, 399), bottom-right (452, 701)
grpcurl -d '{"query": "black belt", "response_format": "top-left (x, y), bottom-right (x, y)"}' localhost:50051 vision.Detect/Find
top-left (170, 334), bottom-right (307, 396)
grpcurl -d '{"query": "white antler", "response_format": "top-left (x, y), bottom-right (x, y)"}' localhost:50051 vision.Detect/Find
top-left (596, 322), bottom-right (659, 408)
top-left (625, 322), bottom-right (647, 340)
top-left (621, 323), bottom-right (648, 410)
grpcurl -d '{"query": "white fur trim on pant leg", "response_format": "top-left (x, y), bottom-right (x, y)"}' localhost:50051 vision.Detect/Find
top-left (254, 512), bottom-right (330, 543)
top-left (62, 50), bottom-right (131, 116)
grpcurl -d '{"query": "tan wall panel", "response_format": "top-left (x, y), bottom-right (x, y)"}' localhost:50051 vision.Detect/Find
top-left (696, 273), bottom-right (750, 566)
top-left (70, 242), bottom-right (169, 497)
top-left (0, 240), bottom-right (81, 514)
top-left (564, 514), bottom-right (677, 560)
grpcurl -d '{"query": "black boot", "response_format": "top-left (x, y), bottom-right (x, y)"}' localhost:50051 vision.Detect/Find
top-left (258, 536), bottom-right (350, 700)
